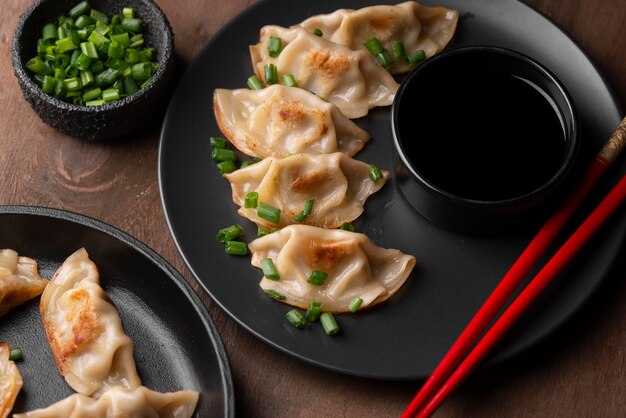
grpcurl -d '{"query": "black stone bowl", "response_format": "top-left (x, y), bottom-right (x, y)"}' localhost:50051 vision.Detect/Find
top-left (12, 0), bottom-right (174, 141)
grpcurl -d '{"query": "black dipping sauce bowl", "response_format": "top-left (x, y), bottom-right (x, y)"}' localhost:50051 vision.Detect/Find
top-left (12, 0), bottom-right (174, 141)
top-left (392, 46), bottom-right (579, 235)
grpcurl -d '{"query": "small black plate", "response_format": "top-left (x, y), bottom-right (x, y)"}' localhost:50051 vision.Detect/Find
top-left (158, 0), bottom-right (624, 379)
top-left (0, 206), bottom-right (234, 417)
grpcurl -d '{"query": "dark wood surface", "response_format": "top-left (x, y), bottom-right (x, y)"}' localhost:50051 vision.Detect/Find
top-left (2, 0), bottom-right (625, 416)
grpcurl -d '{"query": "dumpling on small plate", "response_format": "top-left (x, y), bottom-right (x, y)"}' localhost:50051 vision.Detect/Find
top-left (214, 85), bottom-right (370, 158)
top-left (0, 342), bottom-right (23, 418)
top-left (248, 225), bottom-right (416, 312)
top-left (39, 248), bottom-right (141, 397)
top-left (0, 249), bottom-right (47, 316)
top-left (13, 386), bottom-right (199, 418)
top-left (250, 25), bottom-right (399, 118)
top-left (297, 1), bottom-right (459, 74)
top-left (224, 153), bottom-right (388, 230)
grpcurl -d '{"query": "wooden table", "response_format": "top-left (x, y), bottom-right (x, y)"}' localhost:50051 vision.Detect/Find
top-left (2, 0), bottom-right (625, 416)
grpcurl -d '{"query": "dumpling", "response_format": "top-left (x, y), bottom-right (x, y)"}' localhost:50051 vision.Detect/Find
top-left (298, 1), bottom-right (459, 74)
top-left (224, 153), bottom-right (389, 229)
top-left (13, 386), bottom-right (199, 418)
top-left (214, 85), bottom-right (370, 158)
top-left (250, 25), bottom-right (399, 118)
top-left (0, 249), bottom-right (47, 316)
top-left (248, 225), bottom-right (416, 312)
top-left (0, 342), bottom-right (23, 418)
top-left (39, 248), bottom-right (141, 397)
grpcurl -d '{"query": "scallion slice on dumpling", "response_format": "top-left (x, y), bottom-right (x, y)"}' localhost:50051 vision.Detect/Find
top-left (13, 386), bottom-right (199, 418)
top-left (297, 1), bottom-right (459, 74)
top-left (250, 25), bottom-right (399, 118)
top-left (0, 249), bottom-right (47, 316)
top-left (39, 248), bottom-right (141, 397)
top-left (214, 85), bottom-right (370, 158)
top-left (224, 153), bottom-right (388, 230)
top-left (249, 225), bottom-right (416, 312)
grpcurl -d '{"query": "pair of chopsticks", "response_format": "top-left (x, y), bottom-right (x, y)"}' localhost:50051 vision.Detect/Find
top-left (402, 116), bottom-right (626, 418)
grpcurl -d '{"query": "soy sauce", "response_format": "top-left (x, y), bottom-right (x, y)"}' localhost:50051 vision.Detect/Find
top-left (399, 68), bottom-right (566, 201)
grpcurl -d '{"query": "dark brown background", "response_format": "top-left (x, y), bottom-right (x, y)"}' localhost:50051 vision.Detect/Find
top-left (1, 0), bottom-right (625, 416)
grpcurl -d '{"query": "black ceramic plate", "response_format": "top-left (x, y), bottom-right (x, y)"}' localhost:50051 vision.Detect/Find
top-left (158, 0), bottom-right (624, 379)
top-left (0, 206), bottom-right (234, 416)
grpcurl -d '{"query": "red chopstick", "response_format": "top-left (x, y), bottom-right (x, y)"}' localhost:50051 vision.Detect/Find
top-left (417, 173), bottom-right (626, 417)
top-left (402, 116), bottom-right (626, 418)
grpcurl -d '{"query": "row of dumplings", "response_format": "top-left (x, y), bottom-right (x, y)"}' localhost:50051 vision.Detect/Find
top-left (0, 248), bottom-right (198, 417)
top-left (213, 2), bottom-right (458, 314)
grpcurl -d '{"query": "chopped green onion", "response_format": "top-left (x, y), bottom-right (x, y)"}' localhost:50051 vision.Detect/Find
top-left (123, 7), bottom-right (135, 19)
top-left (312, 28), bottom-right (323, 37)
top-left (364, 37), bottom-right (384, 55)
top-left (260, 258), bottom-right (280, 280)
top-left (90, 9), bottom-right (109, 24)
top-left (74, 53), bottom-right (92, 71)
top-left (9, 348), bottom-right (23, 362)
top-left (257, 227), bottom-right (270, 238)
top-left (42, 75), bottom-right (56, 93)
top-left (286, 309), bottom-right (306, 329)
top-left (80, 41), bottom-right (98, 58)
top-left (369, 163), bottom-right (383, 183)
top-left (240, 158), bottom-right (261, 168)
top-left (217, 224), bottom-right (244, 243)
top-left (268, 36), bottom-right (282, 57)
top-left (79, 69), bottom-right (95, 88)
top-left (54, 78), bottom-right (65, 96)
top-left (257, 203), bottom-right (281, 224)
top-left (264, 289), bottom-right (286, 300)
top-left (339, 222), bottom-right (355, 232)
top-left (107, 41), bottom-right (124, 59)
top-left (320, 312), bottom-right (339, 336)
top-left (264, 63), bottom-right (278, 85)
top-left (74, 15), bottom-right (92, 29)
top-left (131, 62), bottom-right (151, 80)
top-left (407, 50), bottom-right (426, 65)
top-left (123, 76), bottom-right (138, 95)
top-left (57, 26), bottom-right (67, 41)
top-left (95, 67), bottom-right (120, 85)
top-left (90, 60), bottom-right (104, 74)
top-left (26, 56), bottom-right (45, 73)
top-left (87, 29), bottom-right (108, 47)
top-left (82, 87), bottom-right (101, 101)
top-left (281, 74), bottom-right (297, 87)
top-left (212, 148), bottom-right (236, 162)
top-left (305, 301), bottom-right (323, 322)
top-left (121, 17), bottom-right (143, 33)
top-left (56, 37), bottom-right (77, 53)
top-left (64, 77), bottom-right (82, 92)
top-left (69, 1), bottom-right (91, 19)
top-left (294, 198), bottom-right (315, 222)
top-left (42, 23), bottom-right (58, 41)
top-left (247, 74), bottom-right (264, 90)
top-left (102, 88), bottom-right (119, 102)
top-left (110, 32), bottom-right (131, 47)
top-left (349, 296), bottom-right (363, 313)
top-left (210, 136), bottom-right (228, 149)
top-left (375, 50), bottom-right (394, 68)
top-left (216, 161), bottom-right (237, 174)
top-left (245, 192), bottom-right (259, 208)
top-left (124, 48), bottom-right (139, 63)
top-left (225, 241), bottom-right (247, 256)
top-left (86, 99), bottom-right (105, 106)
top-left (307, 270), bottom-right (327, 286)
top-left (392, 40), bottom-right (405, 60)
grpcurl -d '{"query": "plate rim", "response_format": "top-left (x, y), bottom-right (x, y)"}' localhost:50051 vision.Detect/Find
top-left (0, 204), bottom-right (235, 417)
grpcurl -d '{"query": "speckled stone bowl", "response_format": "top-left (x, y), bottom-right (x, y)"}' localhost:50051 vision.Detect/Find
top-left (12, 0), bottom-right (174, 141)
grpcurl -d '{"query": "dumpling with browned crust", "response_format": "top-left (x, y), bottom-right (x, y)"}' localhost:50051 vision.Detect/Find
top-left (0, 249), bottom-right (47, 316)
top-left (39, 248), bottom-right (141, 397)
top-left (249, 225), bottom-right (416, 312)
top-left (250, 25), bottom-right (399, 118)
top-left (214, 85), bottom-right (370, 158)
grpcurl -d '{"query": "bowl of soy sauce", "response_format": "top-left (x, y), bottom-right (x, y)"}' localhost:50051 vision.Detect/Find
top-left (392, 46), bottom-right (578, 235)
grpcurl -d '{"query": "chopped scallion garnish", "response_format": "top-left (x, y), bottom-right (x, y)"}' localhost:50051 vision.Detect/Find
top-left (375, 50), bottom-right (394, 68)
top-left (9, 348), bottom-right (23, 362)
top-left (216, 161), bottom-right (237, 174)
top-left (268, 36), bottom-right (282, 57)
top-left (294, 198), bottom-right (315, 222)
top-left (339, 222), bottom-right (355, 232)
top-left (247, 74), bottom-right (264, 90)
top-left (285, 309), bottom-right (306, 329)
top-left (407, 50), bottom-right (426, 65)
top-left (320, 312), bottom-right (339, 336)
top-left (392, 40), bottom-right (405, 60)
top-left (257, 227), bottom-right (270, 238)
top-left (257, 202), bottom-right (281, 224)
top-left (217, 224), bottom-right (244, 243)
top-left (260, 258), bottom-right (280, 280)
top-left (264, 289), bottom-right (286, 300)
top-left (264, 63), bottom-right (278, 85)
top-left (245, 191), bottom-right (259, 208)
top-left (312, 28), bottom-right (323, 37)
top-left (281, 74), bottom-right (297, 87)
top-left (305, 301), bottom-right (323, 322)
top-left (369, 163), bottom-right (383, 183)
top-left (212, 148), bottom-right (236, 162)
top-left (363, 37), bottom-right (384, 55)
top-left (225, 241), bottom-right (247, 255)
top-left (307, 270), bottom-right (327, 286)
top-left (210, 136), bottom-right (228, 149)
top-left (240, 157), bottom-right (261, 168)
top-left (349, 296), bottom-right (363, 313)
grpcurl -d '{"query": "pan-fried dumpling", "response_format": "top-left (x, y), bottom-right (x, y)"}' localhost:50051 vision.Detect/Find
top-left (0, 342), bottom-right (23, 418)
top-left (214, 85), bottom-right (370, 158)
top-left (249, 225), bottom-right (416, 312)
top-left (250, 25), bottom-right (399, 118)
top-left (39, 248), bottom-right (141, 397)
top-left (13, 386), bottom-right (199, 418)
top-left (298, 1), bottom-right (459, 74)
top-left (0, 249), bottom-right (47, 316)
top-left (224, 153), bottom-right (389, 229)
